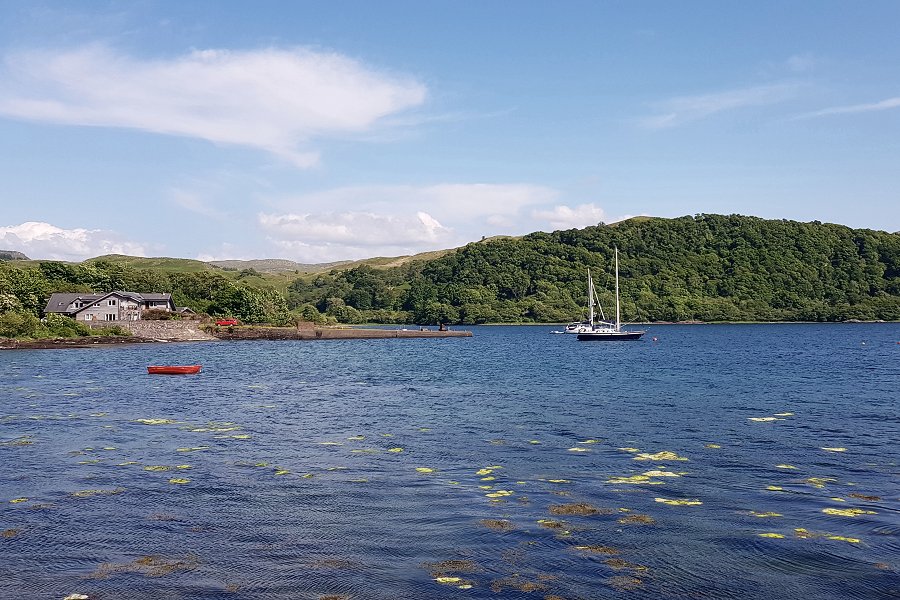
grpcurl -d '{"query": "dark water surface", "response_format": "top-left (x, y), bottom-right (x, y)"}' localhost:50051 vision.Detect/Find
top-left (1, 324), bottom-right (898, 599)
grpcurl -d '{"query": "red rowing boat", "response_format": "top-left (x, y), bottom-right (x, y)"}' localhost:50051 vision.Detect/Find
top-left (147, 365), bottom-right (202, 375)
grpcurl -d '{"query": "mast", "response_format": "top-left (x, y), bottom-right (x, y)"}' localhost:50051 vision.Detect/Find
top-left (587, 269), bottom-right (594, 325)
top-left (614, 247), bottom-right (620, 331)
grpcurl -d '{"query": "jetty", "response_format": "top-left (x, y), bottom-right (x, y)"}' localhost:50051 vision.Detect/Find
top-left (211, 323), bottom-right (471, 341)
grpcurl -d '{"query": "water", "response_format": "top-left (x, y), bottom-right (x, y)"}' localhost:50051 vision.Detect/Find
top-left (1, 324), bottom-right (898, 599)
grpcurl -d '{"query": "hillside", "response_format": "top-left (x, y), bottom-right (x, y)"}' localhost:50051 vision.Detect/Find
top-left (285, 214), bottom-right (900, 324)
top-left (209, 258), bottom-right (351, 273)
top-left (0, 250), bottom-right (29, 261)
top-left (2, 214), bottom-right (899, 327)
top-left (84, 254), bottom-right (217, 273)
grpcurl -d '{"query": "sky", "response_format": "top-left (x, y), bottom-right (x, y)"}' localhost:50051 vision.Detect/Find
top-left (0, 1), bottom-right (898, 263)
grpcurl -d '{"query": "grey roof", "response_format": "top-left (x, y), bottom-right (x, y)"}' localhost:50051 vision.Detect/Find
top-left (44, 293), bottom-right (103, 314)
top-left (139, 293), bottom-right (173, 301)
top-left (43, 291), bottom-right (173, 314)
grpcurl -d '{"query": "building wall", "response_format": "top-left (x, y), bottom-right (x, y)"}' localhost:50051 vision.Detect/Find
top-left (76, 295), bottom-right (131, 322)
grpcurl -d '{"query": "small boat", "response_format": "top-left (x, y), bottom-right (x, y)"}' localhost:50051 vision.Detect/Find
top-left (576, 247), bottom-right (645, 342)
top-left (147, 365), bottom-right (202, 375)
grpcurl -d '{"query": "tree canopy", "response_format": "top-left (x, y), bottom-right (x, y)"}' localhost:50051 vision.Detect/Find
top-left (2, 214), bottom-right (899, 338)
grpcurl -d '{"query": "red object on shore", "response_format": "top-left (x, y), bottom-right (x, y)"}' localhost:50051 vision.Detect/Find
top-left (216, 318), bottom-right (239, 326)
top-left (147, 365), bottom-right (202, 375)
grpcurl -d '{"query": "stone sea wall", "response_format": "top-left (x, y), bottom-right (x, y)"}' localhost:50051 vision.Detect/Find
top-left (87, 321), bottom-right (216, 341)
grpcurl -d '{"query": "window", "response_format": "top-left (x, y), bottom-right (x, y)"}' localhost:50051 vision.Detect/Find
top-left (106, 314), bottom-right (116, 321)
top-left (109, 299), bottom-right (117, 306)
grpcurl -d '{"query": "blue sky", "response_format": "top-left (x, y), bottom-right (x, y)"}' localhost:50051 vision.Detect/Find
top-left (0, 1), bottom-right (898, 262)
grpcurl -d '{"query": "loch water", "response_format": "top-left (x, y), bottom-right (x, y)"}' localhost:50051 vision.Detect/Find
top-left (1, 324), bottom-right (898, 600)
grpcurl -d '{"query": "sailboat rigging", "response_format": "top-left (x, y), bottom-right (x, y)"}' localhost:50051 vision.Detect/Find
top-left (563, 247), bottom-right (645, 341)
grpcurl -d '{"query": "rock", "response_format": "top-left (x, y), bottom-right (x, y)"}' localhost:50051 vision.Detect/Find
top-left (63, 594), bottom-right (89, 600)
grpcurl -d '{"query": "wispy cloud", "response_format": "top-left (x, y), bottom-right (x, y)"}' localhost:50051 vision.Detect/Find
top-left (797, 96), bottom-right (900, 119)
top-left (0, 221), bottom-right (148, 261)
top-left (0, 44), bottom-right (427, 167)
top-left (258, 182), bottom-right (562, 261)
top-left (641, 82), bottom-right (801, 129)
top-left (531, 203), bottom-right (607, 230)
top-left (258, 210), bottom-right (454, 262)
top-left (274, 183), bottom-right (560, 221)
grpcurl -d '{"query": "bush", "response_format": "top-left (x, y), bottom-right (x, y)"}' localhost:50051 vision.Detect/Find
top-left (0, 310), bottom-right (42, 339)
top-left (44, 313), bottom-right (92, 337)
top-left (141, 309), bottom-right (175, 320)
top-left (94, 325), bottom-right (132, 337)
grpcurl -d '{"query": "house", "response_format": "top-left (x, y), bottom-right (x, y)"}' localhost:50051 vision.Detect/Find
top-left (44, 291), bottom-right (177, 322)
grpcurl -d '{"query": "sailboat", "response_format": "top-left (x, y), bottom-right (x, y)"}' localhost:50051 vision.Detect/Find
top-left (575, 247), bottom-right (645, 341)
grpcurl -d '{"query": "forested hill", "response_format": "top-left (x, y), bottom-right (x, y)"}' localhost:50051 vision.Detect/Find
top-left (289, 214), bottom-right (900, 324)
top-left (2, 214), bottom-right (899, 333)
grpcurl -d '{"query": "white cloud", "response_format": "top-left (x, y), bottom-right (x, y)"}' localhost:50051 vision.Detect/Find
top-left (641, 82), bottom-right (800, 129)
top-left (260, 182), bottom-right (561, 260)
top-left (798, 96), bottom-right (900, 119)
top-left (0, 221), bottom-right (147, 261)
top-left (258, 210), bottom-right (454, 261)
top-left (531, 203), bottom-right (608, 229)
top-left (275, 183), bottom-right (559, 220)
top-left (0, 44), bottom-right (427, 167)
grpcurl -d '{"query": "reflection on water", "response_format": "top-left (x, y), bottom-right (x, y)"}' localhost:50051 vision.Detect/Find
top-left (1, 324), bottom-right (898, 599)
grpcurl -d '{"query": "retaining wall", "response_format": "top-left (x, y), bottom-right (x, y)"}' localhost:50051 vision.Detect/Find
top-left (88, 321), bottom-right (216, 341)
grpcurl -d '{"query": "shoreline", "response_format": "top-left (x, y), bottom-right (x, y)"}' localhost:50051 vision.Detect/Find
top-left (2, 319), bottom-right (895, 350)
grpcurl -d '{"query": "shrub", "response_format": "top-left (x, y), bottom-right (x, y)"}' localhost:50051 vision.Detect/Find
top-left (94, 325), bottom-right (132, 337)
top-left (44, 313), bottom-right (92, 337)
top-left (141, 309), bottom-right (174, 320)
top-left (0, 310), bottom-right (41, 339)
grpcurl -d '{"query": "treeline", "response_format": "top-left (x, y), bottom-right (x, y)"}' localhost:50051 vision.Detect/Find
top-left (0, 260), bottom-right (293, 338)
top-left (2, 214), bottom-right (899, 338)
top-left (286, 214), bottom-right (900, 324)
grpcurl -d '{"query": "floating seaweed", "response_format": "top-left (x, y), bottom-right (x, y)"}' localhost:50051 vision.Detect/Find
top-left (133, 418), bottom-right (177, 425)
top-left (822, 507), bottom-right (876, 517)
top-left (654, 498), bottom-right (702, 506)
top-left (537, 519), bottom-right (566, 529)
top-left (633, 451), bottom-right (688, 462)
top-left (574, 545), bottom-right (619, 555)
top-left (606, 575), bottom-right (643, 591)
top-left (549, 503), bottom-right (613, 516)
top-left (605, 558), bottom-right (648, 571)
top-left (490, 574), bottom-right (549, 593)
top-left (480, 519), bottom-right (515, 532)
top-left (618, 514), bottom-right (656, 525)
top-left (805, 477), bottom-right (836, 488)
top-left (848, 493), bottom-right (881, 501)
top-left (70, 487), bottom-right (125, 499)
top-left (89, 554), bottom-right (200, 579)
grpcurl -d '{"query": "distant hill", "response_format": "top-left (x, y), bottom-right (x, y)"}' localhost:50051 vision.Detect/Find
top-left (209, 258), bottom-right (351, 273)
top-left (3, 215), bottom-right (898, 325)
top-left (282, 214), bottom-right (900, 324)
top-left (84, 254), bottom-right (215, 273)
top-left (0, 250), bottom-right (29, 261)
